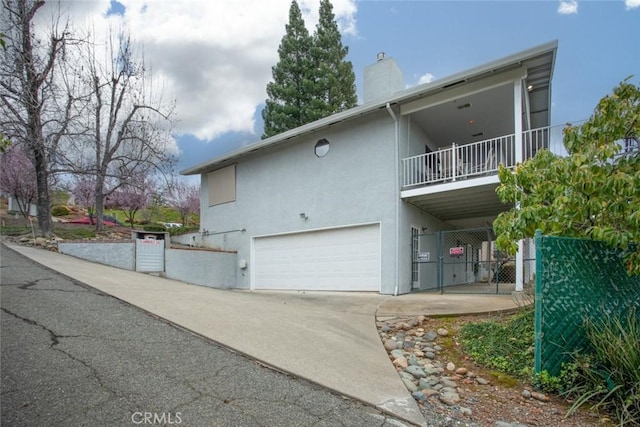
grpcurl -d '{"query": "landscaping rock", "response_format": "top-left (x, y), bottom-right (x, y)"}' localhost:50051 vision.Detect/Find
top-left (406, 365), bottom-right (426, 378)
top-left (401, 378), bottom-right (417, 392)
top-left (424, 331), bottom-right (438, 341)
top-left (440, 378), bottom-right (457, 388)
top-left (393, 356), bottom-right (408, 369)
top-left (384, 339), bottom-right (401, 351)
top-left (412, 391), bottom-right (427, 402)
top-left (390, 349), bottom-right (404, 359)
top-left (439, 389), bottom-right (461, 405)
top-left (531, 391), bottom-right (550, 402)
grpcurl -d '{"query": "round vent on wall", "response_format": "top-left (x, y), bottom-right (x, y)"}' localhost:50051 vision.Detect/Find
top-left (314, 139), bottom-right (330, 157)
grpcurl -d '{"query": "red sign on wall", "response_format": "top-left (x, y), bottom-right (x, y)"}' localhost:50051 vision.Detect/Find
top-left (449, 246), bottom-right (464, 256)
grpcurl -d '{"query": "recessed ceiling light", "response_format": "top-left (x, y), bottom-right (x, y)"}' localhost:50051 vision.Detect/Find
top-left (468, 119), bottom-right (475, 125)
top-left (527, 84), bottom-right (534, 91)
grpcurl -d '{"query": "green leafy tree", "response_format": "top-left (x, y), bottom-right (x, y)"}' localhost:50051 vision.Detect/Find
top-left (493, 78), bottom-right (640, 274)
top-left (309, 0), bottom-right (357, 121)
top-left (261, 0), bottom-right (315, 139)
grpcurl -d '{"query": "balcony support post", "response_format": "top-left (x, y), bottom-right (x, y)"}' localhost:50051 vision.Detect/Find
top-left (451, 143), bottom-right (457, 182)
top-left (514, 78), bottom-right (525, 292)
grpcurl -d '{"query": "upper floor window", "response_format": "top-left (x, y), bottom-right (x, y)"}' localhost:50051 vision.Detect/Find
top-left (207, 164), bottom-right (236, 206)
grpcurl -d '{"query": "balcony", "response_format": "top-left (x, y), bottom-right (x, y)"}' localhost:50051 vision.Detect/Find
top-left (402, 126), bottom-right (551, 189)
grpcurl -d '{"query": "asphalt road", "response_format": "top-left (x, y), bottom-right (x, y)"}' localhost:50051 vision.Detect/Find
top-left (0, 245), bottom-right (408, 427)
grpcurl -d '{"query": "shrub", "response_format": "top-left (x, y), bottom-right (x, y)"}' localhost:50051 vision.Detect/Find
top-left (459, 308), bottom-right (535, 379)
top-left (53, 226), bottom-right (95, 240)
top-left (563, 308), bottom-right (640, 425)
top-left (51, 205), bottom-right (70, 216)
top-left (143, 223), bottom-right (166, 232)
top-left (532, 370), bottom-right (564, 394)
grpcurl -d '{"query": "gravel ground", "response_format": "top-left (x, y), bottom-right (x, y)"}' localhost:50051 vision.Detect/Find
top-left (377, 314), bottom-right (613, 427)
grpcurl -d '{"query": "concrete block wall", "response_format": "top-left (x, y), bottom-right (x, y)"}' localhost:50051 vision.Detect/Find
top-left (165, 248), bottom-right (237, 289)
top-left (58, 240), bottom-right (136, 271)
top-left (57, 240), bottom-right (238, 290)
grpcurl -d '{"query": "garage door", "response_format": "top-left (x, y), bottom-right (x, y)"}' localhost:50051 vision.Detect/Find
top-left (252, 223), bottom-right (381, 291)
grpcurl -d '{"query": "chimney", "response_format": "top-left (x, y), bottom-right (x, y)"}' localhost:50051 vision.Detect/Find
top-left (363, 53), bottom-right (404, 103)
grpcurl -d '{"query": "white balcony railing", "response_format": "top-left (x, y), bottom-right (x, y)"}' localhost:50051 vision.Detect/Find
top-left (402, 126), bottom-right (551, 188)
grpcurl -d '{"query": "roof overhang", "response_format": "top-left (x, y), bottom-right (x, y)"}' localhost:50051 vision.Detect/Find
top-left (181, 40), bottom-right (557, 176)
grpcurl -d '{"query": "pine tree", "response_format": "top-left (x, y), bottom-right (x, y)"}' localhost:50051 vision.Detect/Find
top-left (310, 0), bottom-right (357, 121)
top-left (261, 0), bottom-right (357, 139)
top-left (261, 1), bottom-right (315, 139)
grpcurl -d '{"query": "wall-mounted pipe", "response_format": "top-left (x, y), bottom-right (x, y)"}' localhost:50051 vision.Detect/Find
top-left (202, 228), bottom-right (246, 236)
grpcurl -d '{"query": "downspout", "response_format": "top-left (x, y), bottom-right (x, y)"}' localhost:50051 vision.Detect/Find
top-left (386, 103), bottom-right (400, 296)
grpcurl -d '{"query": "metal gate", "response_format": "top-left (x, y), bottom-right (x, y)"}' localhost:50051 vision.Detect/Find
top-left (135, 235), bottom-right (165, 272)
top-left (412, 227), bottom-right (531, 294)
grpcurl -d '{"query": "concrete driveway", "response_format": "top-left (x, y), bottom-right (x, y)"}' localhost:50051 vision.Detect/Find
top-left (6, 245), bottom-right (424, 424)
top-left (6, 244), bottom-right (519, 426)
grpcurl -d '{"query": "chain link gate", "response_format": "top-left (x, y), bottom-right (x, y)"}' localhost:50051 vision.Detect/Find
top-left (412, 227), bottom-right (530, 294)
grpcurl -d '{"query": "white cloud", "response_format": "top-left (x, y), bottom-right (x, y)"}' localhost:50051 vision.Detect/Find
top-left (39, 0), bottom-right (357, 142)
top-left (625, 0), bottom-right (640, 9)
top-left (557, 1), bottom-right (578, 15)
top-left (417, 73), bottom-right (435, 85)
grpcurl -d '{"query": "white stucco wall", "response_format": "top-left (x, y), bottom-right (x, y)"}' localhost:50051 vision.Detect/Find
top-left (404, 118), bottom-right (437, 159)
top-left (199, 110), bottom-right (401, 293)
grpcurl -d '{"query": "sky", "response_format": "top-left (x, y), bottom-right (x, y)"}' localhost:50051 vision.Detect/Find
top-left (37, 0), bottom-right (640, 176)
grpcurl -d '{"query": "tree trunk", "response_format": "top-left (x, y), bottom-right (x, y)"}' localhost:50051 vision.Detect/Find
top-left (31, 134), bottom-right (53, 236)
top-left (94, 179), bottom-right (105, 232)
top-left (34, 160), bottom-right (53, 235)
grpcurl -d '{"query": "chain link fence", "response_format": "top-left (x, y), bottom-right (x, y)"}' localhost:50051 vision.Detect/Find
top-left (413, 227), bottom-right (534, 294)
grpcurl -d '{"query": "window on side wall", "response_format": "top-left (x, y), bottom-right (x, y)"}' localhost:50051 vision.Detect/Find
top-left (207, 164), bottom-right (236, 206)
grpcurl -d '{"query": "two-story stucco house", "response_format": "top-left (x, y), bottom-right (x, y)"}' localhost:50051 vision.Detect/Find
top-left (181, 40), bottom-right (558, 295)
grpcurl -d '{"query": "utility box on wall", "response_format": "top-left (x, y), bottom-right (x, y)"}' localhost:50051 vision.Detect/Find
top-left (132, 230), bottom-right (169, 272)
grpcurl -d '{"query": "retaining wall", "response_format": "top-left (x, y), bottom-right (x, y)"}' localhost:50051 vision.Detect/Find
top-left (165, 248), bottom-right (237, 289)
top-left (58, 240), bottom-right (135, 271)
top-left (56, 240), bottom-right (238, 289)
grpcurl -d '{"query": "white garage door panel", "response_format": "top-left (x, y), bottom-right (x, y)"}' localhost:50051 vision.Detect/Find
top-left (253, 224), bottom-right (380, 291)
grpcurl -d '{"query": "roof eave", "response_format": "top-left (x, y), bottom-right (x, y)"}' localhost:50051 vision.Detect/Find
top-left (181, 39), bottom-right (558, 176)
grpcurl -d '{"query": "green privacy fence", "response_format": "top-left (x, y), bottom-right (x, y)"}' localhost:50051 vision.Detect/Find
top-left (534, 231), bottom-right (640, 375)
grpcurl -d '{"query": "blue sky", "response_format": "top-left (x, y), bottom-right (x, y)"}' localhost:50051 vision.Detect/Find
top-left (47, 0), bottom-right (640, 174)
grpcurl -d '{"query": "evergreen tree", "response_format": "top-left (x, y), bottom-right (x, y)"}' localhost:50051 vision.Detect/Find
top-left (262, 0), bottom-right (357, 139)
top-left (261, 1), bottom-right (315, 139)
top-left (310, 0), bottom-right (357, 121)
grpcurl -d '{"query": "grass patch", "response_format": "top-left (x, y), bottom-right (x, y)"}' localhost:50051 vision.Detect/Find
top-left (52, 226), bottom-right (96, 240)
top-left (458, 308), bottom-right (535, 380)
top-left (104, 206), bottom-right (199, 227)
top-left (0, 226), bottom-right (32, 236)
